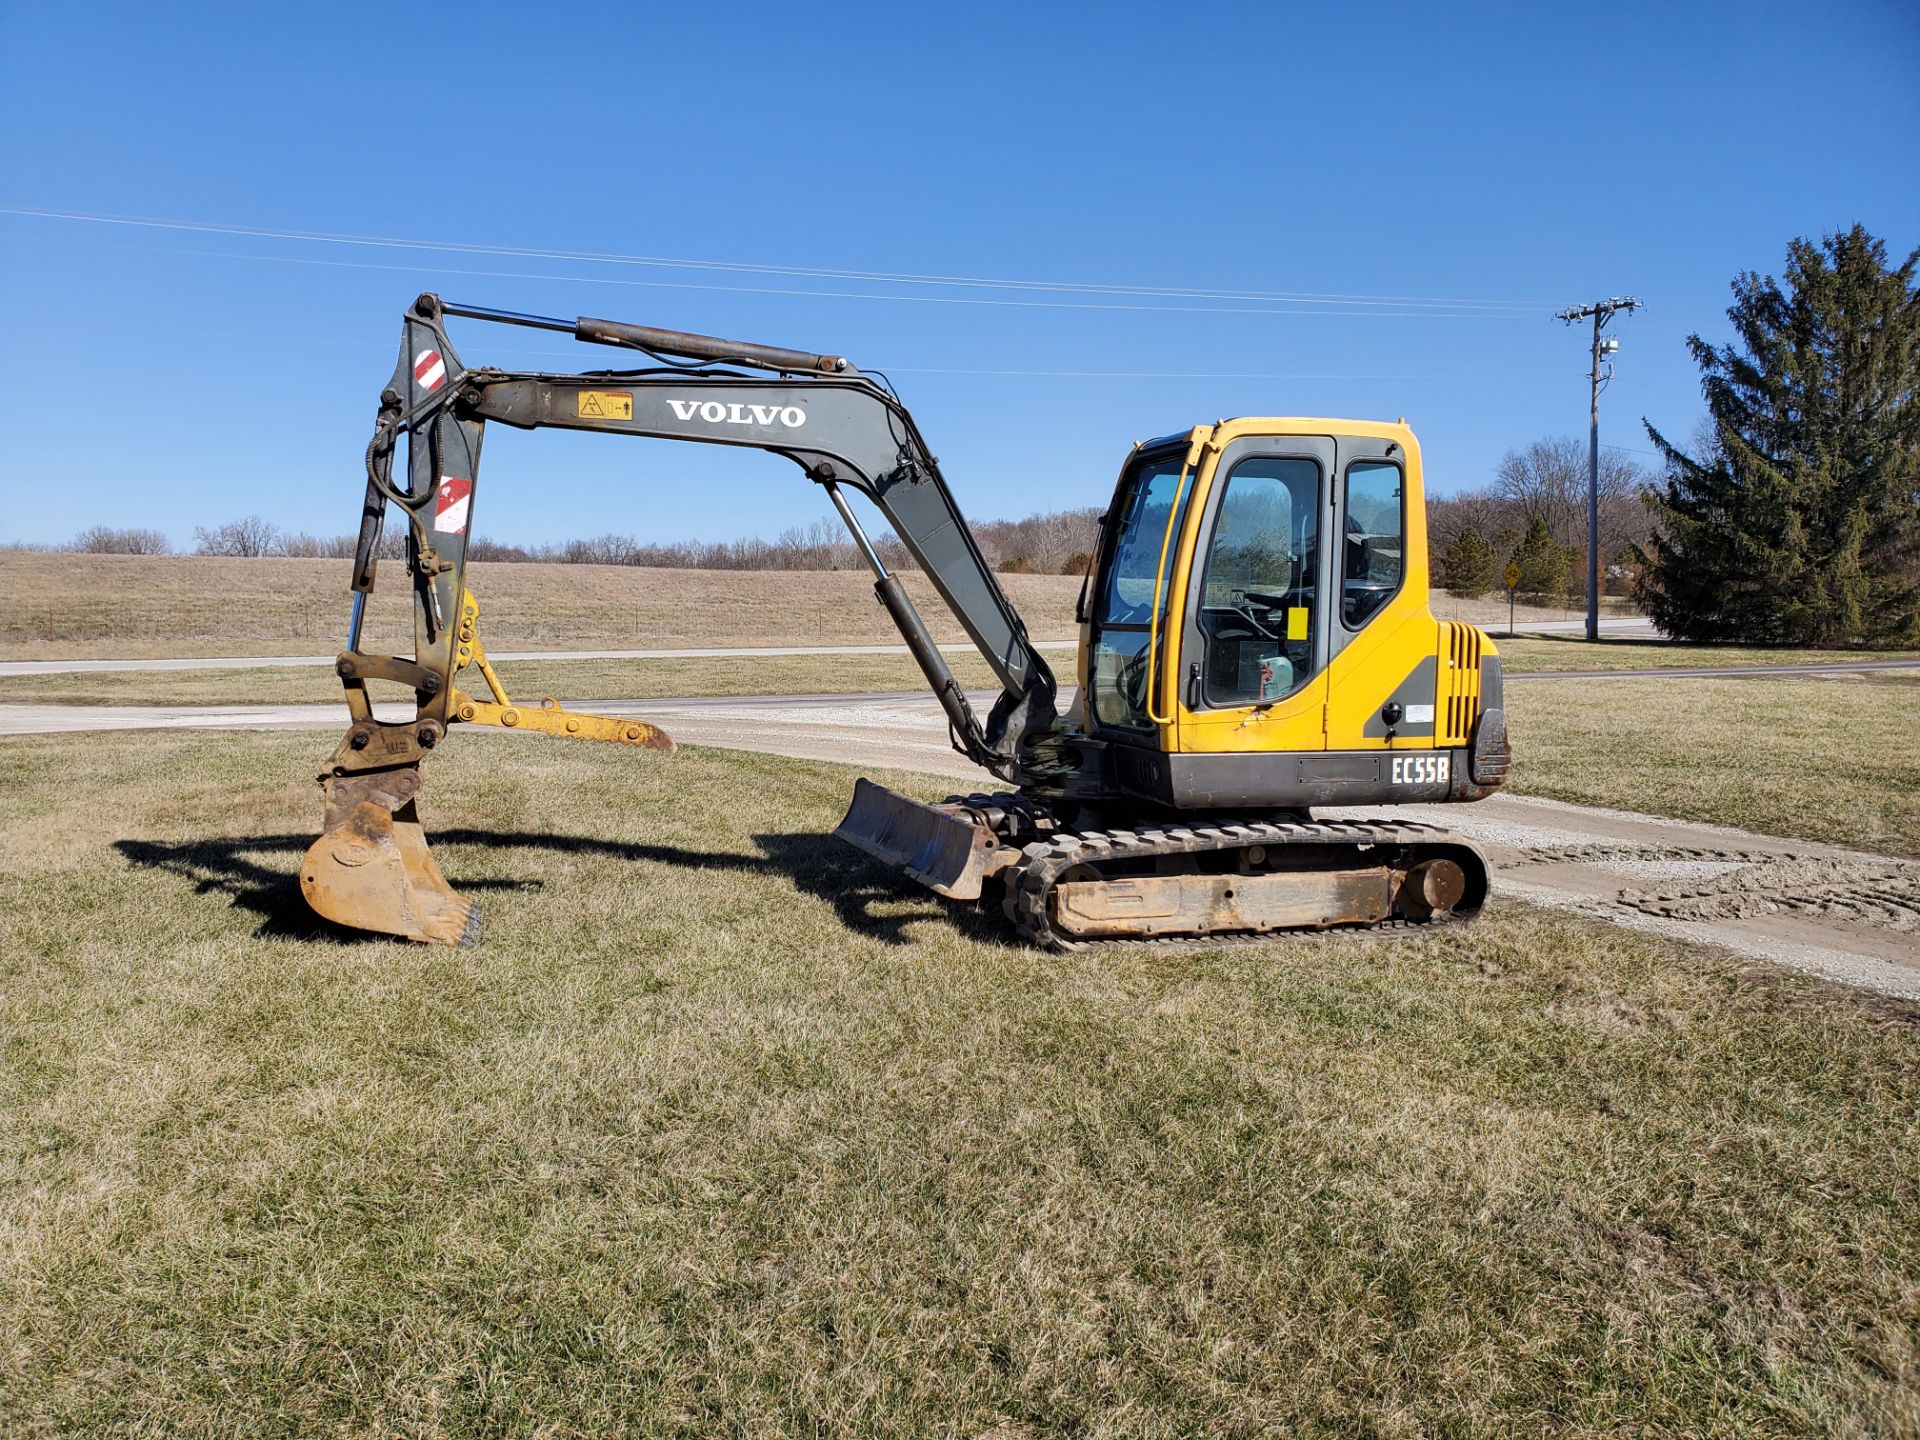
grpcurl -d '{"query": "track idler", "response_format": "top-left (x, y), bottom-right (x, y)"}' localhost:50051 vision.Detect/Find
top-left (300, 763), bottom-right (481, 947)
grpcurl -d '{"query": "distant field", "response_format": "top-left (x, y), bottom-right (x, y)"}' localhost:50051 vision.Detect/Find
top-left (4, 731), bottom-right (1917, 1433)
top-left (0, 553), bottom-right (1086, 659)
top-left (0, 652), bottom-right (1007, 708)
top-left (1431, 588), bottom-right (1637, 628)
top-left (0, 553), bottom-right (1643, 662)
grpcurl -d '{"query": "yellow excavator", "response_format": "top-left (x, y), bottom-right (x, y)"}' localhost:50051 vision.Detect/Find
top-left (301, 295), bottom-right (1510, 949)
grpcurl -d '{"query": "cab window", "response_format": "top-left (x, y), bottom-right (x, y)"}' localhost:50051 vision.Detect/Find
top-left (1195, 456), bottom-right (1320, 706)
top-left (1088, 452), bottom-right (1192, 730)
top-left (1342, 460), bottom-right (1403, 629)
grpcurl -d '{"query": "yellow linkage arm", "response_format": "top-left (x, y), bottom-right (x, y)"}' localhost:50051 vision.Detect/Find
top-left (446, 591), bottom-right (673, 754)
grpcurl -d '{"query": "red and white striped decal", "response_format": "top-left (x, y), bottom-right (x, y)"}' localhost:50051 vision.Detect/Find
top-left (413, 348), bottom-right (446, 392)
top-left (433, 476), bottom-right (472, 535)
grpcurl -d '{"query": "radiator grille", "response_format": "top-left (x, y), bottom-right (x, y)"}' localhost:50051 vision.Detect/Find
top-left (1439, 622), bottom-right (1482, 745)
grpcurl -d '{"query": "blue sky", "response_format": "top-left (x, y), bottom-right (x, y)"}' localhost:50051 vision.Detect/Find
top-left (2, 1), bottom-right (1916, 550)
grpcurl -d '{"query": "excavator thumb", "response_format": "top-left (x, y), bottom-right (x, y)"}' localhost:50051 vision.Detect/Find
top-left (300, 764), bottom-right (482, 948)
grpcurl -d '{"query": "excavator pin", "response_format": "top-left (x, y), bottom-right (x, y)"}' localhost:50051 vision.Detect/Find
top-left (300, 764), bottom-right (482, 947)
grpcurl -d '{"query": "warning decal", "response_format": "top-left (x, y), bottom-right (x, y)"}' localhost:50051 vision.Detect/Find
top-left (414, 349), bottom-right (447, 393)
top-left (576, 390), bottom-right (633, 420)
top-left (433, 476), bottom-right (472, 534)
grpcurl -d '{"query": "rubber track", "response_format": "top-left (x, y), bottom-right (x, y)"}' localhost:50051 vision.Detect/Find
top-left (939, 794), bottom-right (1485, 952)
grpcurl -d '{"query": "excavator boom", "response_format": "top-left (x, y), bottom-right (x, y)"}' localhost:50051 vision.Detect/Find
top-left (305, 294), bottom-right (1065, 944)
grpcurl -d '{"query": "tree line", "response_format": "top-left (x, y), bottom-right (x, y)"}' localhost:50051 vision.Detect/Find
top-left (58, 508), bottom-right (1106, 575)
top-left (1429, 438), bottom-right (1657, 602)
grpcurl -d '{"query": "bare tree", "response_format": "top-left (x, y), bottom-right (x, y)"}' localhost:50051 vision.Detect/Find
top-left (280, 532), bottom-right (361, 558)
top-left (1426, 487), bottom-right (1512, 561)
top-left (300, 505), bottom-right (1096, 574)
top-left (73, 526), bottom-right (172, 555)
top-left (193, 515), bottom-right (284, 557)
top-left (1493, 437), bottom-right (1653, 571)
top-left (968, 507), bottom-right (1103, 573)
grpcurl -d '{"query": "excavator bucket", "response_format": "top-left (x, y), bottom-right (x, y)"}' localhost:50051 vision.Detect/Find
top-left (300, 765), bottom-right (482, 947)
top-left (834, 777), bottom-right (1001, 901)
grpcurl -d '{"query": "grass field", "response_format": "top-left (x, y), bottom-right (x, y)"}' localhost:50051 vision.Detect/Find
top-left (0, 553), bottom-right (1086, 660)
top-left (0, 553), bottom-right (1645, 662)
top-left (1506, 669), bottom-right (1916, 857)
top-left (1492, 634), bottom-right (1920, 673)
top-left (4, 731), bottom-right (1917, 1435)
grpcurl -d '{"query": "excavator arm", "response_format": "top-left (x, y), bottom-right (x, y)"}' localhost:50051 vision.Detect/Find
top-left (303, 293), bottom-right (1061, 944)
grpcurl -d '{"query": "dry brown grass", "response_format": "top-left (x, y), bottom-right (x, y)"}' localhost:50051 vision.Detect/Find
top-left (0, 553), bottom-right (1085, 659)
top-left (1431, 587), bottom-right (1638, 627)
top-left (1495, 635), bottom-right (1920, 672)
top-left (3, 737), bottom-right (1920, 1436)
top-left (1507, 669), bottom-right (1918, 856)
top-left (3, 731), bottom-right (1919, 1434)
top-left (4, 636), bottom-right (1907, 713)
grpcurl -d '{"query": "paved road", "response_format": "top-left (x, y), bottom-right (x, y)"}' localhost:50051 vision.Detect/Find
top-left (1, 656), bottom-right (1912, 739)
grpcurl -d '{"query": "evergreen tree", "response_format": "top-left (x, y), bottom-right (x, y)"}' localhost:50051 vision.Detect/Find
top-left (1510, 514), bottom-right (1576, 602)
top-left (1441, 525), bottom-right (1498, 598)
top-left (1641, 225), bottom-right (1920, 647)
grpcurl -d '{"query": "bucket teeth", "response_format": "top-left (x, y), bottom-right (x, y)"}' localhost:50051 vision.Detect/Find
top-left (300, 766), bottom-right (480, 947)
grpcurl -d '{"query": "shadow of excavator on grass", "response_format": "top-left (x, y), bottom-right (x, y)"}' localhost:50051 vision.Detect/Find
top-left (115, 826), bottom-right (989, 948)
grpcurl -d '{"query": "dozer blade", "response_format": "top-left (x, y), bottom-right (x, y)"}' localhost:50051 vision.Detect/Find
top-left (300, 765), bottom-right (482, 947)
top-left (834, 777), bottom-right (1000, 901)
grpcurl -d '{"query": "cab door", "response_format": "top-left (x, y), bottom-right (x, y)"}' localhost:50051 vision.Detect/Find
top-left (1322, 435), bottom-right (1440, 753)
top-left (1171, 435), bottom-right (1335, 757)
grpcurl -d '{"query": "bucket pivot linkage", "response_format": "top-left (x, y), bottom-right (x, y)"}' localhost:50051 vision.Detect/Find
top-left (302, 589), bottom-right (672, 946)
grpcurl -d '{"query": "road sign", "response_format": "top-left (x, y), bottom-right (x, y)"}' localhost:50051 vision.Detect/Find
top-left (1503, 562), bottom-right (1523, 590)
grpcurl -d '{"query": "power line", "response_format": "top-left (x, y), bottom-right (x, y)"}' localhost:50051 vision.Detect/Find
top-left (0, 205), bottom-right (1553, 316)
top-left (20, 234), bottom-right (1549, 321)
top-left (0, 316), bottom-right (1491, 381)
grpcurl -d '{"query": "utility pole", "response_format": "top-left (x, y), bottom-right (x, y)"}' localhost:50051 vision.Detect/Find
top-left (1555, 296), bottom-right (1641, 641)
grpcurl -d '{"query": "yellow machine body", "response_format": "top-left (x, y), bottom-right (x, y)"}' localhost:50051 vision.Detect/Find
top-left (1067, 417), bottom-right (1506, 817)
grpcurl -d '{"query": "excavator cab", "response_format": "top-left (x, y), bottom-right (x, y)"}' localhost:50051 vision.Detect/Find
top-left (1072, 419), bottom-right (1506, 814)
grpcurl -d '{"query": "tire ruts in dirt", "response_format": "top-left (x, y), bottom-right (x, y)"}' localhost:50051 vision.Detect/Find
top-left (1516, 842), bottom-right (1920, 931)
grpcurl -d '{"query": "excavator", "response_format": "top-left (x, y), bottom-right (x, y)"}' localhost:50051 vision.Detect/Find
top-left (301, 294), bottom-right (1510, 950)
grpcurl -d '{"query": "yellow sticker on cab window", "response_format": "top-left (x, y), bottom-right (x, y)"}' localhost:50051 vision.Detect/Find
top-left (1286, 607), bottom-right (1308, 641)
top-left (577, 390), bottom-right (633, 420)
